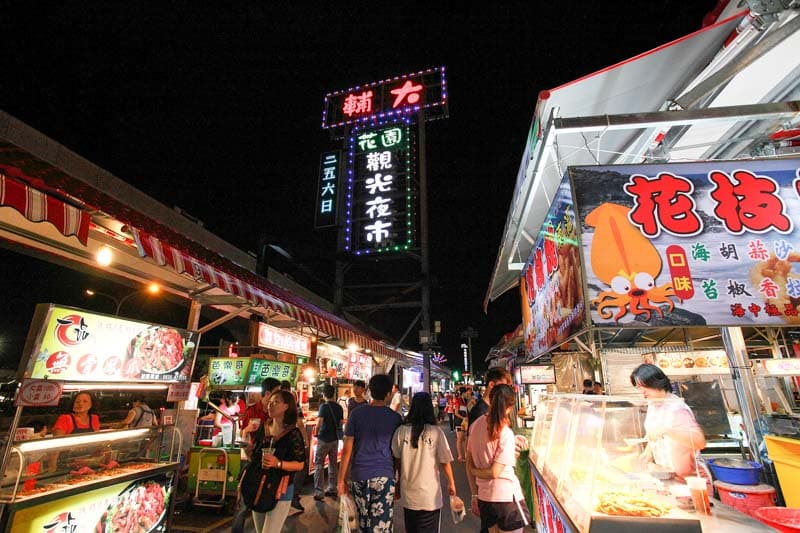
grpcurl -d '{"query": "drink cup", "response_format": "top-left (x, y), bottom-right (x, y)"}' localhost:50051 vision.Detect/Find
top-left (262, 447), bottom-right (276, 468)
top-left (685, 476), bottom-right (710, 515)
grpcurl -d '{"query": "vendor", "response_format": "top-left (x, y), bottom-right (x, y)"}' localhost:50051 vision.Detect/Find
top-left (119, 395), bottom-right (157, 428)
top-left (52, 391), bottom-right (100, 435)
top-left (630, 364), bottom-right (706, 479)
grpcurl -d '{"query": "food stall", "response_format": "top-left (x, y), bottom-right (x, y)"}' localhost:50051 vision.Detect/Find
top-left (514, 364), bottom-right (556, 428)
top-left (512, 157), bottom-right (800, 530)
top-left (0, 303), bottom-right (197, 532)
top-left (188, 355), bottom-right (300, 509)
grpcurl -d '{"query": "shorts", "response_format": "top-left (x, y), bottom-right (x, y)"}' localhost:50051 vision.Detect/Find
top-left (478, 498), bottom-right (531, 531)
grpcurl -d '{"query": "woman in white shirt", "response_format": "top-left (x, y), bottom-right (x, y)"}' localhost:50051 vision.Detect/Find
top-left (392, 392), bottom-right (457, 533)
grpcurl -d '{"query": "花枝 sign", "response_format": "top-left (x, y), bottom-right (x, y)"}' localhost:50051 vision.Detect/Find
top-left (571, 158), bottom-right (800, 327)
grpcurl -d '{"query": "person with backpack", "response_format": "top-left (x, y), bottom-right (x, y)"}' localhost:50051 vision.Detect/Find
top-left (121, 395), bottom-right (157, 428)
top-left (313, 383), bottom-right (344, 501)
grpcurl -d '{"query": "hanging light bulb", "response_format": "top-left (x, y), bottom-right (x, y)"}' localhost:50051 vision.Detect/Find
top-left (96, 246), bottom-right (113, 267)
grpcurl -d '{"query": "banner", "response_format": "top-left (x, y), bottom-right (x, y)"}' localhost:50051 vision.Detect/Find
top-left (571, 158), bottom-right (800, 327)
top-left (25, 305), bottom-right (197, 383)
top-left (521, 178), bottom-right (586, 358)
top-left (11, 471), bottom-right (173, 532)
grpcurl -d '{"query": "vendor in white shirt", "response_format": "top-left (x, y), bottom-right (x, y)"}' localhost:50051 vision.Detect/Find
top-left (630, 364), bottom-right (706, 480)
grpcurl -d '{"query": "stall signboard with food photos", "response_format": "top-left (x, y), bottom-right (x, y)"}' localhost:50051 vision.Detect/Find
top-left (9, 471), bottom-right (173, 532)
top-left (646, 350), bottom-right (730, 375)
top-left (521, 178), bottom-right (586, 359)
top-left (207, 357), bottom-right (252, 387)
top-left (23, 304), bottom-right (197, 383)
top-left (570, 158), bottom-right (800, 328)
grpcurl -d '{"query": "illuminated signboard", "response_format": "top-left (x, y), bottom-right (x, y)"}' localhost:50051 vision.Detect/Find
top-left (571, 157), bottom-right (800, 327)
top-left (345, 119), bottom-right (415, 255)
top-left (257, 322), bottom-right (311, 356)
top-left (518, 365), bottom-right (556, 384)
top-left (322, 66), bottom-right (448, 129)
top-left (23, 304), bottom-right (197, 383)
top-left (315, 151), bottom-right (341, 228)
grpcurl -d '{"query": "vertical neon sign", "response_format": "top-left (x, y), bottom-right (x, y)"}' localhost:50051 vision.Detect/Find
top-left (345, 118), bottom-right (414, 255)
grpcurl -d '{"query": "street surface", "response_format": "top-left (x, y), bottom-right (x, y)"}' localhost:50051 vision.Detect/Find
top-left (171, 420), bottom-right (534, 532)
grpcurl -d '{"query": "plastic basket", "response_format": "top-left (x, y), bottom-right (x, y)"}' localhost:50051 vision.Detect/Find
top-left (714, 481), bottom-right (776, 517)
top-left (753, 507), bottom-right (800, 533)
top-left (707, 458), bottom-right (762, 485)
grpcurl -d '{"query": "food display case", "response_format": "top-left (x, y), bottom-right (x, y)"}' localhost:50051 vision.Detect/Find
top-left (0, 427), bottom-right (180, 531)
top-left (528, 394), bottom-right (772, 533)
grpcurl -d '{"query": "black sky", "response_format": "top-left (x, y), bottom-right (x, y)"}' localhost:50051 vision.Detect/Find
top-left (0, 1), bottom-right (719, 372)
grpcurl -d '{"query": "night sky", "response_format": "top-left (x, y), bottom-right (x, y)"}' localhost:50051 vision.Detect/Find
top-left (0, 2), bottom-right (719, 373)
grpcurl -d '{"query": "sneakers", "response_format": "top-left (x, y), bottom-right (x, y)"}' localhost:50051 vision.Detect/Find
top-left (313, 493), bottom-right (325, 501)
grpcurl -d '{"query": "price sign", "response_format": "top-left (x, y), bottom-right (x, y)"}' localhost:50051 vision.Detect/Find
top-left (15, 379), bottom-right (63, 407)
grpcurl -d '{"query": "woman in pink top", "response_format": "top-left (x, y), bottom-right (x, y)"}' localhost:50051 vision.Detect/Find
top-left (467, 384), bottom-right (530, 533)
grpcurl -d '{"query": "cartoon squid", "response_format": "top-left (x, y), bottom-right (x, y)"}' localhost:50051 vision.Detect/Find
top-left (585, 203), bottom-right (679, 321)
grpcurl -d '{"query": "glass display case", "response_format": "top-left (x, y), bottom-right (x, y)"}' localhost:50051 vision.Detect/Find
top-left (529, 394), bottom-right (701, 533)
top-left (0, 427), bottom-right (180, 532)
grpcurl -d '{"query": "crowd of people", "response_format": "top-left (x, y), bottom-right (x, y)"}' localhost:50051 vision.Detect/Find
top-left (224, 369), bottom-right (531, 533)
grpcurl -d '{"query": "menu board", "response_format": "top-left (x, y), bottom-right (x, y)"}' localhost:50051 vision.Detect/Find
top-left (648, 350), bottom-right (730, 375)
top-left (24, 304), bottom-right (197, 383)
top-left (518, 365), bottom-right (556, 384)
top-left (761, 358), bottom-right (800, 376)
top-left (11, 471), bottom-right (173, 532)
top-left (345, 353), bottom-right (373, 381)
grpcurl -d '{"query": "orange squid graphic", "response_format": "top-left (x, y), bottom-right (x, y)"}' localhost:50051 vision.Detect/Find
top-left (585, 203), bottom-right (679, 321)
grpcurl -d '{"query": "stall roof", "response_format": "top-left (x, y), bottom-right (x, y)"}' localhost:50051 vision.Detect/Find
top-left (485, 8), bottom-right (800, 309)
top-left (0, 112), bottom-right (410, 360)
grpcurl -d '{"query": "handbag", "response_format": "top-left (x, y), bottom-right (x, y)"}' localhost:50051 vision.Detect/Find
top-left (240, 426), bottom-right (294, 512)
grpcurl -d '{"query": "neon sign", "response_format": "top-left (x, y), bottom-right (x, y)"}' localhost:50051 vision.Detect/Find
top-left (345, 118), bottom-right (414, 255)
top-left (322, 67), bottom-right (448, 129)
top-left (315, 151), bottom-right (340, 228)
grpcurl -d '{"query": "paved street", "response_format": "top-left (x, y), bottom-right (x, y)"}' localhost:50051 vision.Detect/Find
top-left (171, 420), bottom-right (531, 532)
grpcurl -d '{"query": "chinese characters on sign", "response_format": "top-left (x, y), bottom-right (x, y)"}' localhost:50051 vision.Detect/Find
top-left (570, 158), bottom-right (800, 327)
top-left (322, 67), bottom-right (448, 129)
top-left (315, 151), bottom-right (341, 228)
top-left (521, 179), bottom-right (586, 359)
top-left (345, 121), bottom-right (415, 255)
top-left (15, 379), bottom-right (63, 407)
top-left (26, 304), bottom-right (197, 383)
top-left (247, 359), bottom-right (299, 385)
top-left (257, 322), bottom-right (311, 356)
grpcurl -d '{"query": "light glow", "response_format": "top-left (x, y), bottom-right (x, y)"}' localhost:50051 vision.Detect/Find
top-left (15, 428), bottom-right (152, 452)
top-left (96, 246), bottom-right (113, 266)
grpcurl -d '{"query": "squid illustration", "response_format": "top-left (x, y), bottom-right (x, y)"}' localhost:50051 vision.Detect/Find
top-left (585, 203), bottom-right (679, 321)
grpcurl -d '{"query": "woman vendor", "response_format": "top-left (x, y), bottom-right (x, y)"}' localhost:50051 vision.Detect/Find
top-left (52, 391), bottom-right (100, 435)
top-left (630, 364), bottom-right (706, 480)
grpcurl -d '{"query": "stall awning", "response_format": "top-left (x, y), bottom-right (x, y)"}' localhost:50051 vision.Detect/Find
top-left (484, 11), bottom-right (746, 309)
top-left (130, 226), bottom-right (403, 359)
top-left (0, 112), bottom-right (408, 362)
top-left (0, 170), bottom-right (89, 245)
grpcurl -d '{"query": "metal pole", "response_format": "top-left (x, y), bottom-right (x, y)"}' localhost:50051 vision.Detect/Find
top-left (418, 110), bottom-right (431, 394)
top-left (721, 327), bottom-right (764, 463)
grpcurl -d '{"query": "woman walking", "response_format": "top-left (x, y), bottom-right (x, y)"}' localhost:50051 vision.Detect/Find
top-left (467, 384), bottom-right (530, 533)
top-left (245, 389), bottom-right (307, 533)
top-left (392, 392), bottom-right (457, 533)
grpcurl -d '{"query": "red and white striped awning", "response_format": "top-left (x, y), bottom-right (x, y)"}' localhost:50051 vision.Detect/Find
top-left (131, 226), bottom-right (403, 359)
top-left (0, 171), bottom-right (90, 245)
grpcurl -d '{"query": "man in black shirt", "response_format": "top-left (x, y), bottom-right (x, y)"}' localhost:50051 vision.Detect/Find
top-left (467, 367), bottom-right (513, 428)
top-left (314, 384), bottom-right (344, 500)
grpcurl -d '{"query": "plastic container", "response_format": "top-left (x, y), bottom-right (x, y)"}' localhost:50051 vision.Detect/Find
top-left (198, 439), bottom-right (212, 446)
top-left (707, 458), bottom-right (762, 485)
top-left (714, 480), bottom-right (776, 517)
top-left (765, 435), bottom-right (800, 508)
top-left (753, 507), bottom-right (800, 533)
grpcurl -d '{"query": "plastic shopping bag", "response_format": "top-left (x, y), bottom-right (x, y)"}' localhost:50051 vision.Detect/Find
top-left (337, 493), bottom-right (357, 533)
top-left (450, 495), bottom-right (466, 524)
